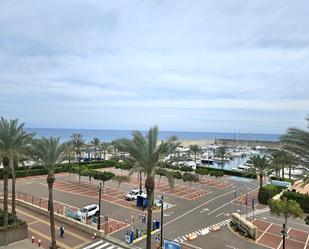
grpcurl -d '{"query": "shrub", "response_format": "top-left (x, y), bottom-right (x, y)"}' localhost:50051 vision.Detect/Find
top-left (270, 176), bottom-right (294, 183)
top-left (258, 185), bottom-right (285, 204)
top-left (196, 166), bottom-right (257, 179)
top-left (179, 166), bottom-right (194, 172)
top-left (282, 191), bottom-right (309, 213)
top-left (209, 170), bottom-right (224, 180)
top-left (0, 160), bottom-right (119, 180)
top-left (171, 171), bottom-right (182, 179)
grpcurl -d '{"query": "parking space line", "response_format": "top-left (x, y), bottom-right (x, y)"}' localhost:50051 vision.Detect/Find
top-left (304, 233), bottom-right (309, 249)
top-left (256, 223), bottom-right (272, 243)
top-left (277, 228), bottom-right (291, 249)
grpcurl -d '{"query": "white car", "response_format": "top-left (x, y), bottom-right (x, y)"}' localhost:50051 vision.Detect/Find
top-left (126, 189), bottom-right (145, 201)
top-left (76, 204), bottom-right (99, 220)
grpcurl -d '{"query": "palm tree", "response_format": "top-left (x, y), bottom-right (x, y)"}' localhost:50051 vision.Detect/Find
top-left (280, 117), bottom-right (309, 182)
top-left (91, 137), bottom-right (101, 159)
top-left (0, 118), bottom-right (32, 226)
top-left (11, 132), bottom-right (33, 217)
top-left (116, 126), bottom-right (179, 249)
top-left (189, 144), bottom-right (201, 163)
top-left (100, 142), bottom-right (109, 160)
top-left (215, 147), bottom-right (229, 170)
top-left (271, 150), bottom-right (294, 180)
top-left (70, 133), bottom-right (85, 162)
top-left (247, 154), bottom-right (272, 189)
top-left (32, 137), bottom-right (67, 249)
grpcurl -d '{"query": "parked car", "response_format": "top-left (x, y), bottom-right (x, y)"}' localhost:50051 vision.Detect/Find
top-left (76, 204), bottom-right (99, 220)
top-left (126, 189), bottom-right (145, 201)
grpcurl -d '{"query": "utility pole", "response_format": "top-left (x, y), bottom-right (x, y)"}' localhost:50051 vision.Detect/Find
top-left (97, 182), bottom-right (102, 230)
top-left (160, 195), bottom-right (164, 249)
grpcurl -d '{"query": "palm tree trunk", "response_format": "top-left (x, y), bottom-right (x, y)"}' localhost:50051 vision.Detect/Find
top-left (282, 166), bottom-right (285, 180)
top-left (145, 177), bottom-right (154, 249)
top-left (47, 174), bottom-right (57, 249)
top-left (288, 167), bottom-right (291, 180)
top-left (259, 173), bottom-right (263, 189)
top-left (2, 157), bottom-right (9, 228)
top-left (11, 158), bottom-right (17, 217)
top-left (139, 171), bottom-right (142, 194)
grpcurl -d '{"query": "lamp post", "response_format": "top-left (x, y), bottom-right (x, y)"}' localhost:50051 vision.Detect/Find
top-left (160, 195), bottom-right (164, 249)
top-left (281, 223), bottom-right (286, 249)
top-left (97, 182), bottom-right (102, 230)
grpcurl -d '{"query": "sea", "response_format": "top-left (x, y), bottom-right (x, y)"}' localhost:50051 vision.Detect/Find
top-left (26, 128), bottom-right (280, 143)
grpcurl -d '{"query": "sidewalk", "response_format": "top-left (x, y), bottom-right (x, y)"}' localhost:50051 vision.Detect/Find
top-left (0, 239), bottom-right (36, 249)
top-left (16, 205), bottom-right (92, 249)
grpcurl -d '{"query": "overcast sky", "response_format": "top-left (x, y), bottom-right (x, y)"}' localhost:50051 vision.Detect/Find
top-left (0, 0), bottom-right (308, 134)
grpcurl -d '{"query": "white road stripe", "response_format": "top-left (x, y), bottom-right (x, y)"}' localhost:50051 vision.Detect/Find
top-left (83, 240), bottom-right (104, 249)
top-left (96, 242), bottom-right (110, 249)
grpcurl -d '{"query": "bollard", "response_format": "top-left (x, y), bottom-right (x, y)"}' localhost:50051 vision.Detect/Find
top-left (31, 196), bottom-right (34, 205)
top-left (92, 233), bottom-right (96, 239)
top-left (31, 236), bottom-right (35, 244)
top-left (131, 216), bottom-right (135, 224)
top-left (38, 239), bottom-right (41, 247)
top-left (125, 219), bottom-right (128, 226)
top-left (39, 198), bottom-right (41, 207)
top-left (110, 225), bottom-right (112, 233)
top-left (117, 222), bottom-right (120, 230)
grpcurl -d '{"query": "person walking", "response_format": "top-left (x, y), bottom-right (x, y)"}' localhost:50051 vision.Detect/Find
top-left (60, 225), bottom-right (65, 238)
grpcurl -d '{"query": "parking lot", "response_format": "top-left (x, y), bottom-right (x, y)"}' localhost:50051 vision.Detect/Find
top-left (254, 219), bottom-right (309, 249)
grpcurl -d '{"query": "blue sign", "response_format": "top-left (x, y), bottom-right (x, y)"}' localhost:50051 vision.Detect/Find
top-left (164, 240), bottom-right (181, 249)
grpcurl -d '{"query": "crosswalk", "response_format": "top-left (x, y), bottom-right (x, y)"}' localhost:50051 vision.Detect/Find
top-left (82, 240), bottom-right (125, 249)
top-left (174, 219), bottom-right (230, 243)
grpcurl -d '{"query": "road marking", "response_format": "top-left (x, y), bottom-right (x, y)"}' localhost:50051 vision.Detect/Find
top-left (200, 208), bottom-right (209, 213)
top-left (28, 220), bottom-right (40, 225)
top-left (164, 211), bottom-right (175, 217)
top-left (165, 187), bottom-right (244, 227)
top-left (276, 228), bottom-right (291, 249)
top-left (256, 223), bottom-right (272, 243)
top-left (304, 233), bottom-right (309, 249)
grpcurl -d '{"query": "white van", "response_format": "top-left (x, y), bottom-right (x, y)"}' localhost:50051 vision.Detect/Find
top-left (76, 204), bottom-right (99, 220)
top-left (126, 189), bottom-right (145, 201)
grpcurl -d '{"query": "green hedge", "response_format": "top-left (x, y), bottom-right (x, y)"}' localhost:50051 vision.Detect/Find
top-left (196, 166), bottom-right (257, 179)
top-left (270, 176), bottom-right (294, 183)
top-left (258, 185), bottom-right (285, 204)
top-left (282, 191), bottom-right (309, 213)
top-left (171, 171), bottom-right (182, 179)
top-left (0, 160), bottom-right (118, 180)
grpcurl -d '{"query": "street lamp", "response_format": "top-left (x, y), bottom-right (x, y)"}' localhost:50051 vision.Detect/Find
top-left (97, 182), bottom-right (102, 230)
top-left (160, 195), bottom-right (164, 249)
top-left (281, 223), bottom-right (286, 249)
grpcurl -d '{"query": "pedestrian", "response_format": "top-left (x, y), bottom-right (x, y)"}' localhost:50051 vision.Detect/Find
top-left (60, 225), bottom-right (65, 238)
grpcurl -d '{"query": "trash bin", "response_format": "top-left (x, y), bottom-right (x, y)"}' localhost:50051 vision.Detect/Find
top-left (153, 220), bottom-right (156, 230)
top-left (155, 220), bottom-right (160, 229)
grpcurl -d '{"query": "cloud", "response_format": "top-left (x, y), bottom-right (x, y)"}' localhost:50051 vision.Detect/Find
top-left (0, 0), bottom-right (308, 133)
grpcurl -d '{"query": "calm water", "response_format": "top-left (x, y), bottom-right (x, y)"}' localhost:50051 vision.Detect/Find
top-left (26, 128), bottom-right (280, 143)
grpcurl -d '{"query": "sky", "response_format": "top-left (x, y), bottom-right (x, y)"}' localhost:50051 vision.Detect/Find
top-left (0, 0), bottom-right (308, 134)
